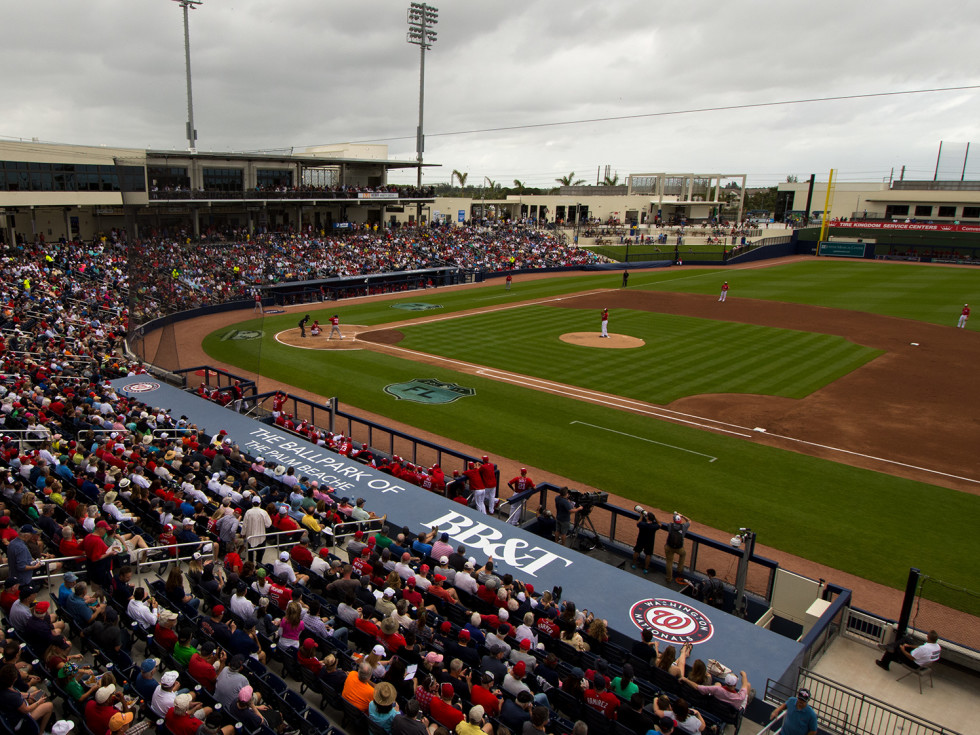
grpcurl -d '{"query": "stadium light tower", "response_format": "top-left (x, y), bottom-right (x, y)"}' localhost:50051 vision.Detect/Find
top-left (407, 2), bottom-right (438, 223)
top-left (172, 0), bottom-right (203, 153)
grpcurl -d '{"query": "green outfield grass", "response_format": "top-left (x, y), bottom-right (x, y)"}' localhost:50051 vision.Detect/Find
top-left (202, 259), bottom-right (980, 611)
top-left (627, 260), bottom-right (979, 328)
top-left (391, 305), bottom-right (881, 403)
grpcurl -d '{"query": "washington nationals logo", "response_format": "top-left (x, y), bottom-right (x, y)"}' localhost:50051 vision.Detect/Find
top-left (123, 382), bottom-right (160, 394)
top-left (629, 598), bottom-right (713, 645)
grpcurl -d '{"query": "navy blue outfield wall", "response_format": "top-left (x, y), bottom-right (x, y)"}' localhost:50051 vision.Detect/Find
top-left (111, 377), bottom-right (805, 691)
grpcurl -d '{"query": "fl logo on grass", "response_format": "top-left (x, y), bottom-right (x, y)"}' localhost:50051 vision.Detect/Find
top-left (384, 378), bottom-right (475, 405)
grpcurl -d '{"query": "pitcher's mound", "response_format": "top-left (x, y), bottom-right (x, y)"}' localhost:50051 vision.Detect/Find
top-left (560, 332), bottom-right (645, 348)
top-left (276, 325), bottom-right (371, 349)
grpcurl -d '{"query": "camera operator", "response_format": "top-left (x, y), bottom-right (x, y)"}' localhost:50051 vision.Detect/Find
top-left (554, 487), bottom-right (582, 546)
top-left (632, 508), bottom-right (658, 574)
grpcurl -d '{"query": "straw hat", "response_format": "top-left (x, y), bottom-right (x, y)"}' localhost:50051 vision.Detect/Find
top-left (373, 682), bottom-right (397, 707)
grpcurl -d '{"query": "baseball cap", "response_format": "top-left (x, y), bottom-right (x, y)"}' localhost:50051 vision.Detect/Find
top-left (372, 644), bottom-right (386, 656)
top-left (302, 638), bottom-right (316, 649)
top-left (51, 722), bottom-right (75, 735)
top-left (95, 520), bottom-right (111, 530)
top-left (239, 686), bottom-right (254, 702)
top-left (658, 716), bottom-right (675, 733)
top-left (212, 604), bottom-right (225, 616)
top-left (34, 601), bottom-right (50, 614)
top-left (724, 673), bottom-right (739, 687)
top-left (425, 651), bottom-right (443, 664)
top-left (19, 524), bottom-right (36, 534)
top-left (174, 693), bottom-right (193, 712)
top-left (108, 713), bottom-right (134, 732)
top-left (95, 685), bottom-right (115, 703)
top-left (64, 571), bottom-right (78, 584)
top-left (161, 670), bottom-right (180, 687)
top-left (141, 658), bottom-right (158, 673)
top-left (593, 674), bottom-right (606, 688)
top-left (798, 688), bottom-right (811, 701)
top-left (674, 514), bottom-right (682, 523)
top-left (440, 683), bottom-right (454, 698)
top-left (520, 638), bottom-right (532, 650)
top-left (458, 630), bottom-right (470, 641)
top-left (279, 551), bottom-right (290, 561)
top-left (513, 661), bottom-right (526, 677)
top-left (439, 555), bottom-right (449, 565)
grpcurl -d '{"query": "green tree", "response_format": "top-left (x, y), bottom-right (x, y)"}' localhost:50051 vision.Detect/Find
top-left (513, 179), bottom-right (526, 194)
top-left (556, 171), bottom-right (585, 187)
top-left (602, 173), bottom-right (620, 186)
top-left (451, 169), bottom-right (468, 193)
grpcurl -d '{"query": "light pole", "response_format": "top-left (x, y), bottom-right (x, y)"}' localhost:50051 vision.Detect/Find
top-left (172, 0), bottom-right (202, 153)
top-left (407, 3), bottom-right (438, 225)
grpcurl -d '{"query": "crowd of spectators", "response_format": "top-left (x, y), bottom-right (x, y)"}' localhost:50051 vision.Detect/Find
top-left (0, 234), bottom-right (747, 735)
top-left (89, 222), bottom-right (601, 323)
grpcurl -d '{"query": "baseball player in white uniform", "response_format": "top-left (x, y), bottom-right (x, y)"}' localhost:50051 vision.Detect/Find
top-left (600, 307), bottom-right (609, 338)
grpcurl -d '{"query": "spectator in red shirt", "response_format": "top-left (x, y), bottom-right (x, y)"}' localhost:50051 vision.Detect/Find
top-left (187, 642), bottom-right (225, 693)
top-left (584, 675), bottom-right (619, 719)
top-left (57, 525), bottom-right (85, 560)
top-left (82, 520), bottom-right (119, 588)
top-left (428, 575), bottom-right (459, 604)
top-left (429, 682), bottom-right (464, 730)
top-left (378, 617), bottom-right (406, 652)
top-left (290, 535), bottom-right (314, 568)
top-left (85, 683), bottom-right (127, 735)
top-left (297, 638), bottom-right (324, 675)
top-left (0, 517), bottom-right (18, 545)
top-left (153, 609), bottom-right (179, 651)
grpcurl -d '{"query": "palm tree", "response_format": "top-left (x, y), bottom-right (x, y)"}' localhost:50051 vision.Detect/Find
top-left (556, 171), bottom-right (585, 187)
top-left (451, 170), bottom-right (468, 191)
top-left (513, 179), bottom-right (526, 194)
top-left (602, 173), bottom-right (620, 186)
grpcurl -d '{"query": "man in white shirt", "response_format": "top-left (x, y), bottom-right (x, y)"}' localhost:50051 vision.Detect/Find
top-left (242, 496), bottom-right (271, 563)
top-left (127, 588), bottom-right (159, 630)
top-left (877, 630), bottom-right (941, 671)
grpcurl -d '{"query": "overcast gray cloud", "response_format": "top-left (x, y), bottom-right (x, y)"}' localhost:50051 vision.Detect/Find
top-left (3, 0), bottom-right (979, 187)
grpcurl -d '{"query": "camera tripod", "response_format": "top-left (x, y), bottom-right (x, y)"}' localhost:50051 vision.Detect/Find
top-left (570, 506), bottom-right (600, 551)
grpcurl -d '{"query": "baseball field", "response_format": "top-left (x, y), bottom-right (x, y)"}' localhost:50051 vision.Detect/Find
top-left (199, 259), bottom-right (980, 615)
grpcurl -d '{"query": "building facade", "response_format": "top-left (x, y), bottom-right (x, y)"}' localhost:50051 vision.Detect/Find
top-left (0, 140), bottom-right (432, 244)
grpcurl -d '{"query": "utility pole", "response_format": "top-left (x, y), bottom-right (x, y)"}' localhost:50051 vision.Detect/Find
top-left (407, 3), bottom-right (438, 225)
top-left (172, 0), bottom-right (202, 153)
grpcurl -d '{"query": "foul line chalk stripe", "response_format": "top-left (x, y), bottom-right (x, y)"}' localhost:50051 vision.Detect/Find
top-left (570, 421), bottom-right (718, 462)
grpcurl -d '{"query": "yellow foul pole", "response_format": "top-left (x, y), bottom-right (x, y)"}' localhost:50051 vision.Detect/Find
top-left (817, 169), bottom-right (836, 252)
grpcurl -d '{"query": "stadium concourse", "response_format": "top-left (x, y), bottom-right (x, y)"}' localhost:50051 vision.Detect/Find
top-left (0, 230), bottom-right (975, 735)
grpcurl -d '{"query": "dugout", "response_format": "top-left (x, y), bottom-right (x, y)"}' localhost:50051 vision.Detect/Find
top-left (264, 266), bottom-right (464, 305)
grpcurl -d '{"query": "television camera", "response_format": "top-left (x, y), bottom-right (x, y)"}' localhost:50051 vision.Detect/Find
top-left (567, 490), bottom-right (608, 552)
top-left (568, 490), bottom-right (609, 513)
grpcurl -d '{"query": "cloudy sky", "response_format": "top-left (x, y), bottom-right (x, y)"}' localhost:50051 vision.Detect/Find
top-left (4, 0), bottom-right (979, 187)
